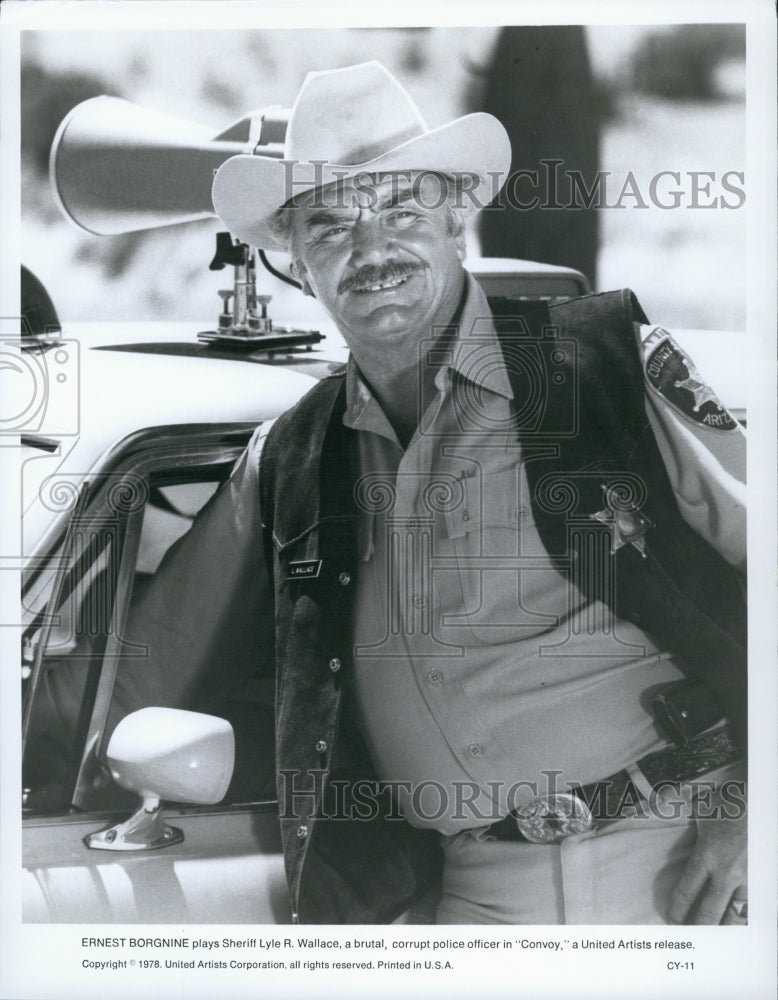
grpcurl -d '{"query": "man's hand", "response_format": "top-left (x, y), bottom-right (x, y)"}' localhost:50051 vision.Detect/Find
top-left (668, 803), bottom-right (747, 925)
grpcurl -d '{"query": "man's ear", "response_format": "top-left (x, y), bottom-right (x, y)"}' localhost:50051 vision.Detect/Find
top-left (290, 259), bottom-right (316, 298)
top-left (448, 210), bottom-right (467, 262)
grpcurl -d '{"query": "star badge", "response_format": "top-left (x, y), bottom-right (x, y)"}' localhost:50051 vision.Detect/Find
top-left (590, 486), bottom-right (652, 557)
top-left (673, 373), bottom-right (720, 412)
top-left (644, 333), bottom-right (737, 431)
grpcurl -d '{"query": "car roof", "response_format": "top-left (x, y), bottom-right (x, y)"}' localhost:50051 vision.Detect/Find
top-left (27, 340), bottom-right (333, 447)
top-left (22, 344), bottom-right (334, 557)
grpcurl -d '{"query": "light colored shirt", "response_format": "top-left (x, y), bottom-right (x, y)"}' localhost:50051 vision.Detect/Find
top-left (343, 275), bottom-right (745, 833)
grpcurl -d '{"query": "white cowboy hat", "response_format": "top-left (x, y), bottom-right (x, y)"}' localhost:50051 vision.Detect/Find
top-left (211, 61), bottom-right (512, 250)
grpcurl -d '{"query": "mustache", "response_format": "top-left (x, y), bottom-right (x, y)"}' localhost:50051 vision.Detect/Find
top-left (338, 260), bottom-right (427, 294)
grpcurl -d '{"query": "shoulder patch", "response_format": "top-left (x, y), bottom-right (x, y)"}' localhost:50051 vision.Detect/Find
top-left (644, 329), bottom-right (738, 431)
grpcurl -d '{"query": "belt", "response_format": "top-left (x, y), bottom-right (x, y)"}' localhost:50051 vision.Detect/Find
top-left (487, 726), bottom-right (741, 845)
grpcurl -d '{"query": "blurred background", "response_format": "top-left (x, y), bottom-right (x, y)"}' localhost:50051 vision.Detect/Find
top-left (21, 24), bottom-right (746, 330)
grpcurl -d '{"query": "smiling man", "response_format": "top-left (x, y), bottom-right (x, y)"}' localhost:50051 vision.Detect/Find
top-left (284, 172), bottom-right (468, 446)
top-left (288, 174), bottom-right (465, 342)
top-left (208, 61), bottom-right (750, 925)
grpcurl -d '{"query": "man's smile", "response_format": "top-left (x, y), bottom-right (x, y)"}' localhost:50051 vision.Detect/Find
top-left (351, 273), bottom-right (413, 293)
top-left (338, 261), bottom-right (426, 295)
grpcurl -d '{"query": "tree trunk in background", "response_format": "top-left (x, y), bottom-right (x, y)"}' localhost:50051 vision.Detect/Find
top-left (477, 26), bottom-right (601, 288)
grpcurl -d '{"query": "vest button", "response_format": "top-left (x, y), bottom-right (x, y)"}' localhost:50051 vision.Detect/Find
top-left (329, 657), bottom-right (341, 673)
top-left (427, 670), bottom-right (443, 686)
top-left (296, 824), bottom-right (308, 839)
top-left (468, 743), bottom-right (484, 758)
top-left (338, 571), bottom-right (351, 586)
top-left (315, 739), bottom-right (328, 753)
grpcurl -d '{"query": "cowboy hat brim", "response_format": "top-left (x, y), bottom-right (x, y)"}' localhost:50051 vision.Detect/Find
top-left (212, 112), bottom-right (511, 250)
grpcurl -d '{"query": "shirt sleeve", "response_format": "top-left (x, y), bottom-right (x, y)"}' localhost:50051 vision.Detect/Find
top-left (108, 422), bottom-right (277, 723)
top-left (637, 324), bottom-right (746, 570)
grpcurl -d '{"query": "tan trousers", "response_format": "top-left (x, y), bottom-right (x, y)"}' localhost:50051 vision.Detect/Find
top-left (436, 816), bottom-right (698, 924)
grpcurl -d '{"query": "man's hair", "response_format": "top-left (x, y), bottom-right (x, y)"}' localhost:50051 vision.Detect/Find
top-left (269, 171), bottom-right (468, 258)
top-left (267, 206), bottom-right (295, 253)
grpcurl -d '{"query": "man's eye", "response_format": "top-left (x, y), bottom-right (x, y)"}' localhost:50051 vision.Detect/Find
top-left (320, 225), bottom-right (350, 239)
top-left (387, 209), bottom-right (418, 222)
top-left (308, 223), bottom-right (353, 245)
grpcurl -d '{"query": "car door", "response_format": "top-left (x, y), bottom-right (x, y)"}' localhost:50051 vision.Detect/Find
top-left (22, 423), bottom-right (291, 924)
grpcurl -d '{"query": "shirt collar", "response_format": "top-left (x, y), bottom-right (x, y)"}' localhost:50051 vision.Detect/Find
top-left (445, 272), bottom-right (513, 399)
top-left (343, 271), bottom-right (513, 433)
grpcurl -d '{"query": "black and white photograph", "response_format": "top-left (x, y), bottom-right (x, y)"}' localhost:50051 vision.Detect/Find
top-left (1, 1), bottom-right (775, 998)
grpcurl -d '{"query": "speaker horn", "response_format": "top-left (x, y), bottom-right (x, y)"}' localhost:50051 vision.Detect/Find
top-left (50, 95), bottom-right (288, 235)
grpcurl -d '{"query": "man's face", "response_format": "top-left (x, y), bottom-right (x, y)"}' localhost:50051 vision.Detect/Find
top-left (287, 173), bottom-right (466, 358)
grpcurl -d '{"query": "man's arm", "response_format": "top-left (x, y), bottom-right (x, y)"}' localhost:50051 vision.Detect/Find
top-left (637, 323), bottom-right (746, 570)
top-left (636, 325), bottom-right (748, 923)
top-left (109, 422), bottom-right (276, 725)
top-left (668, 777), bottom-right (748, 925)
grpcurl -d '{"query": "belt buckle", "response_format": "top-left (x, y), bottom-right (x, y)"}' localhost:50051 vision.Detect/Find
top-left (514, 793), bottom-right (593, 844)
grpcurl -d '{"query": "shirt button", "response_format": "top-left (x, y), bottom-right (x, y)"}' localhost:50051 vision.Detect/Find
top-left (315, 739), bottom-right (328, 753)
top-left (328, 657), bottom-right (341, 672)
top-left (412, 594), bottom-right (427, 608)
top-left (338, 571), bottom-right (351, 586)
top-left (467, 743), bottom-right (484, 758)
top-left (427, 670), bottom-right (443, 686)
top-left (516, 505), bottom-right (529, 520)
top-left (296, 824), bottom-right (308, 838)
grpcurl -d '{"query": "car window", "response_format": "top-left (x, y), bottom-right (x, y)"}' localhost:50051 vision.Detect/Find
top-left (135, 482), bottom-right (220, 575)
top-left (22, 432), bottom-right (275, 817)
top-left (22, 491), bottom-right (124, 814)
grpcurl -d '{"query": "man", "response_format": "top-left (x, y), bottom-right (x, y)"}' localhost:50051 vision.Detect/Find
top-left (40, 60), bottom-right (742, 924)
top-left (205, 61), bottom-right (748, 925)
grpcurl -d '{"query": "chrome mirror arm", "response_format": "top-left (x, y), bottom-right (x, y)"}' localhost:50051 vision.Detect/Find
top-left (84, 794), bottom-right (184, 852)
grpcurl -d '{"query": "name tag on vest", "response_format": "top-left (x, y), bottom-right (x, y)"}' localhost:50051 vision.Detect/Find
top-left (286, 559), bottom-right (323, 580)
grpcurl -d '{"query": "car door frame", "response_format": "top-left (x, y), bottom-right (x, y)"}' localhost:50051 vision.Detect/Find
top-left (22, 421), bottom-right (291, 924)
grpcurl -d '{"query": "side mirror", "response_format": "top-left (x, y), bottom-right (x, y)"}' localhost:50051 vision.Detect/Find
top-left (85, 707), bottom-right (234, 852)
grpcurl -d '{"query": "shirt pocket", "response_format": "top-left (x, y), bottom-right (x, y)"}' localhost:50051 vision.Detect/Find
top-left (442, 466), bottom-right (533, 552)
top-left (433, 466), bottom-right (561, 646)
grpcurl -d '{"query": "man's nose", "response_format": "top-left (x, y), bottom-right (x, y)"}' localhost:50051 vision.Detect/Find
top-left (349, 217), bottom-right (394, 265)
